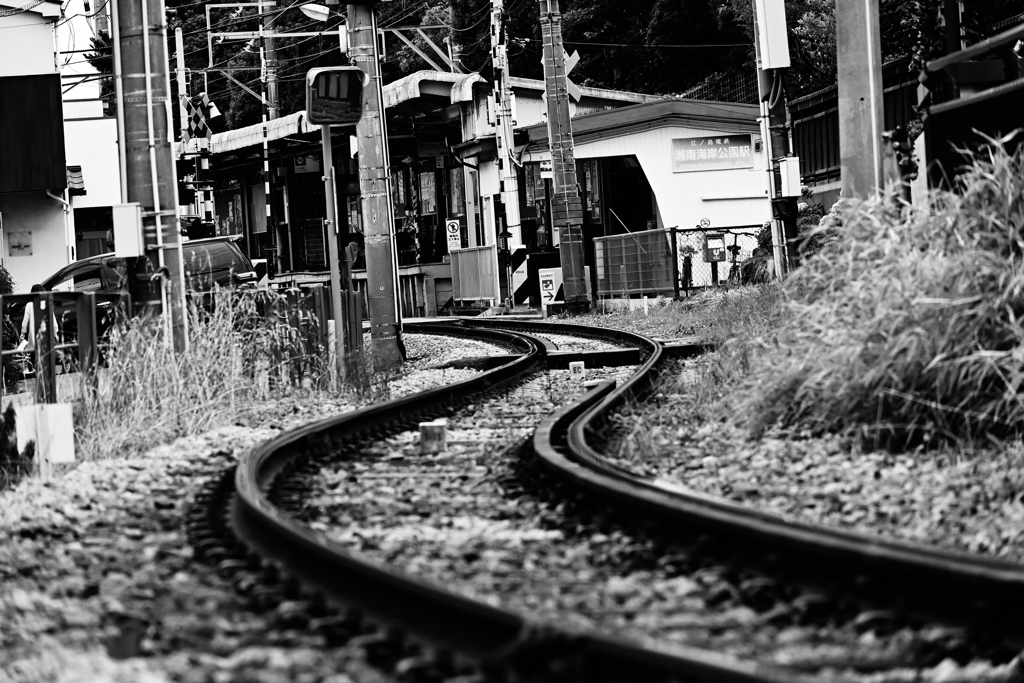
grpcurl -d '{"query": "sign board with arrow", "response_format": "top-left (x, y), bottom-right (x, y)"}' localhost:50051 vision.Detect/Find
top-left (538, 267), bottom-right (564, 305)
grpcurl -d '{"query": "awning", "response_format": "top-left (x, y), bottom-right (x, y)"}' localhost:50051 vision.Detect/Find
top-left (173, 110), bottom-right (320, 156)
top-left (66, 165), bottom-right (86, 196)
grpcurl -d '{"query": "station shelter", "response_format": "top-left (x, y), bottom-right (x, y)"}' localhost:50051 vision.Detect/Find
top-left (185, 70), bottom-right (770, 315)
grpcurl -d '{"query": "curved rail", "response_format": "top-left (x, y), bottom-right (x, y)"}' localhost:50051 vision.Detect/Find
top-left (507, 320), bottom-right (1024, 643)
top-left (225, 321), bottom-right (801, 683)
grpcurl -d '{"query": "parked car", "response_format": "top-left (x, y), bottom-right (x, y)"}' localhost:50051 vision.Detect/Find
top-left (24, 236), bottom-right (258, 351)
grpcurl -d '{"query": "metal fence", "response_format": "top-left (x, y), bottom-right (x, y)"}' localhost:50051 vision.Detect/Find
top-left (593, 227), bottom-right (763, 299)
top-left (0, 291), bottom-right (132, 403)
top-left (593, 229), bottom-right (677, 298)
top-left (451, 245), bottom-right (500, 304)
top-left (675, 228), bottom-right (759, 292)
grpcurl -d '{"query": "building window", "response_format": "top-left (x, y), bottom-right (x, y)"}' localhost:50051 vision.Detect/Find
top-left (347, 195), bottom-right (362, 232)
top-left (419, 171), bottom-right (436, 215)
top-left (391, 167), bottom-right (406, 212)
top-left (583, 159), bottom-right (602, 222)
top-left (449, 167), bottom-right (465, 216)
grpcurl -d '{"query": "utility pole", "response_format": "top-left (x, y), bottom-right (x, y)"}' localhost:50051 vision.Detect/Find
top-left (538, 0), bottom-right (587, 311)
top-left (259, 1), bottom-right (278, 272)
top-left (491, 0), bottom-right (523, 305)
top-left (115, 0), bottom-right (189, 350)
top-left (836, 0), bottom-right (885, 199)
top-left (751, 0), bottom-right (799, 274)
top-left (349, 2), bottom-right (403, 370)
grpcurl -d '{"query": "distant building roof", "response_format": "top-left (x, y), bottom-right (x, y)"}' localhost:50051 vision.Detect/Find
top-left (522, 97), bottom-right (760, 147)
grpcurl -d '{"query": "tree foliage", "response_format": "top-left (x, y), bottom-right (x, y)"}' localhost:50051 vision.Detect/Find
top-left (157, 0), bottom-right (1024, 131)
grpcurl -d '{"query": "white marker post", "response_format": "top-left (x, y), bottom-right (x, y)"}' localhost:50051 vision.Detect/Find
top-left (420, 419), bottom-right (448, 455)
top-left (15, 404), bottom-right (75, 479)
top-left (569, 361), bottom-right (586, 381)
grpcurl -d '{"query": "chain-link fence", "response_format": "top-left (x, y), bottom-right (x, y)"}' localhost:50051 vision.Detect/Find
top-left (593, 227), bottom-right (763, 299)
top-left (675, 228), bottom-right (759, 293)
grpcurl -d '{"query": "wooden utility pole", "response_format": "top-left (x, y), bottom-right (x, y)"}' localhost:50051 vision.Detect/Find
top-left (538, 0), bottom-right (588, 311)
top-left (349, 2), bottom-right (403, 370)
top-left (491, 0), bottom-right (523, 303)
top-left (836, 0), bottom-right (885, 199)
top-left (115, 0), bottom-right (188, 350)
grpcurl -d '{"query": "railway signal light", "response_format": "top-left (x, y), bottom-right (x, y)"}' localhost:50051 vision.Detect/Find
top-left (305, 67), bottom-right (365, 126)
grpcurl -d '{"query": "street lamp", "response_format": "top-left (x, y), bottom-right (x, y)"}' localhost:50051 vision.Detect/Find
top-left (299, 3), bottom-right (330, 21)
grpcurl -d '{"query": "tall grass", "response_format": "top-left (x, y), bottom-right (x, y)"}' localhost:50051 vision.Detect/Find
top-left (74, 289), bottom-right (343, 461)
top-left (743, 138), bottom-right (1024, 449)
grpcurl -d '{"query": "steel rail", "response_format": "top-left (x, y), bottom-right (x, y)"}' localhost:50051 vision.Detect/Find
top-left (227, 321), bottom-right (799, 683)
top-left (492, 320), bottom-right (1024, 643)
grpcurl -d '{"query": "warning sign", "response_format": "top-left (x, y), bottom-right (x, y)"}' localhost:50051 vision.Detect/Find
top-left (446, 219), bottom-right (461, 252)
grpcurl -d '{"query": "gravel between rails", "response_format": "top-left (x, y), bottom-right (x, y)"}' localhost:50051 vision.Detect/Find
top-left (297, 368), bottom-right (1024, 683)
top-left (529, 331), bottom-right (623, 353)
top-left (608, 355), bottom-right (1024, 566)
top-left (0, 332), bottom-right (504, 683)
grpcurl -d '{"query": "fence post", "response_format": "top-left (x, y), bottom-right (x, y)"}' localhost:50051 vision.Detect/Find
top-left (0, 294), bottom-right (5, 395)
top-left (671, 229), bottom-right (680, 299)
top-left (77, 292), bottom-right (99, 395)
top-left (35, 293), bottom-right (56, 404)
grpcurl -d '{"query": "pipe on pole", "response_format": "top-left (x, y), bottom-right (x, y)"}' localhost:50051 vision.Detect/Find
top-left (349, 2), bottom-right (403, 371)
top-left (320, 125), bottom-right (347, 383)
top-left (117, 0), bottom-right (188, 350)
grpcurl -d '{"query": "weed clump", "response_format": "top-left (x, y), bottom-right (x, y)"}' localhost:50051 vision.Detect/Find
top-left (744, 139), bottom-right (1024, 449)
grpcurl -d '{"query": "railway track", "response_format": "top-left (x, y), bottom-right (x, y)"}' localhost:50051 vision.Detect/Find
top-left (188, 321), bottom-right (803, 682)
top-left (187, 318), bottom-right (1024, 682)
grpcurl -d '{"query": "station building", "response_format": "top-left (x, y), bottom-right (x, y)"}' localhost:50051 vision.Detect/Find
top-left (189, 69), bottom-right (772, 314)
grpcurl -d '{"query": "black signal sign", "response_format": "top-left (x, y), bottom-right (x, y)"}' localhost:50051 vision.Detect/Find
top-left (306, 67), bottom-right (365, 126)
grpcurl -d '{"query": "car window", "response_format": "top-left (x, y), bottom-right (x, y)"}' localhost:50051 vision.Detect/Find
top-left (184, 241), bottom-right (251, 289)
top-left (72, 265), bottom-right (104, 292)
top-left (102, 259), bottom-right (128, 291)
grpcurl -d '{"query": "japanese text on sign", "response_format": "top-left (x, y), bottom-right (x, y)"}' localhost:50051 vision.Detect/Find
top-left (671, 134), bottom-right (755, 173)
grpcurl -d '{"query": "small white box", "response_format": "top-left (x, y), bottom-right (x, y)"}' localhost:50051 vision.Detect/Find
top-left (569, 361), bottom-right (586, 380)
top-left (112, 203), bottom-right (144, 258)
top-left (779, 157), bottom-right (802, 197)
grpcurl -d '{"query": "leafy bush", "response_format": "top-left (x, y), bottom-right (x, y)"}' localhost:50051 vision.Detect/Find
top-left (743, 139), bottom-right (1024, 449)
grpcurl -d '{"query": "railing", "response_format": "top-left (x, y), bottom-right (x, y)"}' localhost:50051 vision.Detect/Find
top-left (0, 291), bottom-right (132, 402)
top-left (451, 245), bottom-right (499, 304)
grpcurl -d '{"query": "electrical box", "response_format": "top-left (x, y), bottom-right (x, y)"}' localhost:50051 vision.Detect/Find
top-left (112, 203), bottom-right (143, 258)
top-left (754, 0), bottom-right (791, 69)
top-left (779, 157), bottom-right (802, 197)
top-left (703, 233), bottom-right (727, 262)
top-left (306, 66), bottom-right (366, 126)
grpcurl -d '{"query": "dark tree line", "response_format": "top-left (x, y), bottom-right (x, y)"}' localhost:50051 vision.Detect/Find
top-left (85, 0), bottom-right (1024, 131)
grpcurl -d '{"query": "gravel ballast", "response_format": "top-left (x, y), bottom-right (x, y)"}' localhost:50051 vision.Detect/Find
top-left (0, 331), bottom-right (504, 683)
top-left (610, 356), bottom-right (1024, 564)
top-left (298, 368), bottom-right (1022, 682)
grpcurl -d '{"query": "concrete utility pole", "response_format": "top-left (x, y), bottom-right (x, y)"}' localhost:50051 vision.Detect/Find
top-left (836, 0), bottom-right (885, 199)
top-left (538, 0), bottom-right (588, 310)
top-left (491, 0), bottom-right (523, 303)
top-left (751, 0), bottom-right (799, 273)
top-left (349, 2), bottom-right (403, 370)
top-left (259, 1), bottom-right (278, 272)
top-left (115, 0), bottom-right (188, 350)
